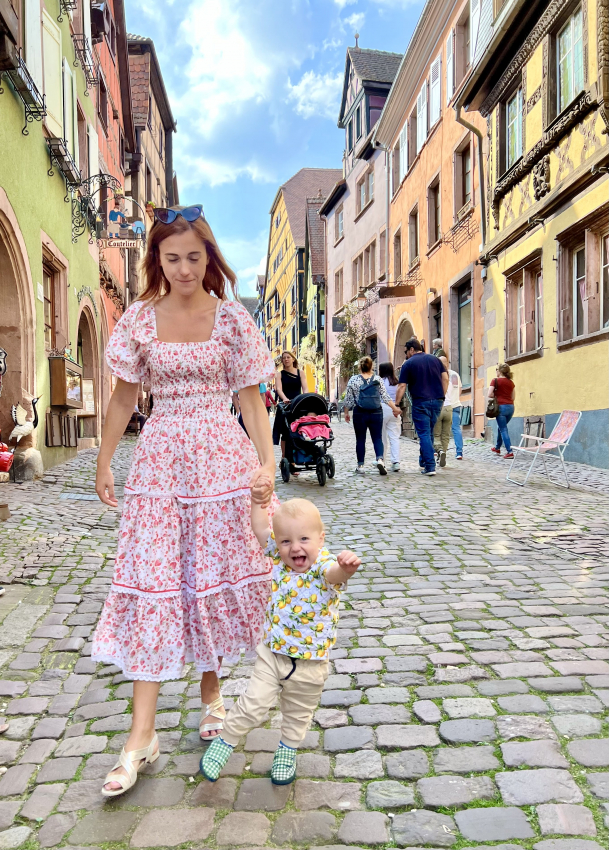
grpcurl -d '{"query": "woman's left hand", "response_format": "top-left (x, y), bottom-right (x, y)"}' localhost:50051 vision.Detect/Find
top-left (251, 465), bottom-right (275, 507)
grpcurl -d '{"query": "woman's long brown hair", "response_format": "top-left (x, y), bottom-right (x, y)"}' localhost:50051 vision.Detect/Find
top-left (139, 215), bottom-right (237, 302)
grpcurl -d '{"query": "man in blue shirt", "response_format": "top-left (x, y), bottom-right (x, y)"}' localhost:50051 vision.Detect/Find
top-left (396, 339), bottom-right (448, 475)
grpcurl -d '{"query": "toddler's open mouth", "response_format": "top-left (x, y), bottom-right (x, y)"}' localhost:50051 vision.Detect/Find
top-left (291, 555), bottom-right (308, 569)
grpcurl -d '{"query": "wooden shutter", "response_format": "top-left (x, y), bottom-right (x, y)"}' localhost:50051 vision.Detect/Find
top-left (557, 242), bottom-right (572, 341)
top-left (87, 123), bottom-right (98, 179)
top-left (524, 266), bottom-right (537, 352)
top-left (83, 0), bottom-right (91, 44)
top-left (24, 0), bottom-right (43, 92)
top-left (471, 0), bottom-right (481, 65)
top-left (506, 277), bottom-right (516, 358)
top-left (399, 121), bottom-right (408, 182)
top-left (42, 11), bottom-right (63, 138)
top-left (446, 30), bottom-right (454, 103)
top-left (62, 59), bottom-right (75, 156)
top-left (416, 83), bottom-right (427, 152)
top-left (585, 229), bottom-right (600, 334)
top-left (430, 56), bottom-right (441, 124)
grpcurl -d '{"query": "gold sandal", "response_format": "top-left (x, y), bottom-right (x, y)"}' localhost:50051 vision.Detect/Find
top-left (199, 696), bottom-right (226, 740)
top-left (101, 733), bottom-right (159, 797)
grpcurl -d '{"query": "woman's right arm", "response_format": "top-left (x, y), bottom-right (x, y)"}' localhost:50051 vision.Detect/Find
top-left (95, 379), bottom-right (140, 506)
top-left (343, 379), bottom-right (356, 422)
top-left (275, 371), bottom-right (288, 403)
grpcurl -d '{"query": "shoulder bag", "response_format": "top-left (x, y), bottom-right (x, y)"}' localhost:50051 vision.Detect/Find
top-left (486, 379), bottom-right (499, 419)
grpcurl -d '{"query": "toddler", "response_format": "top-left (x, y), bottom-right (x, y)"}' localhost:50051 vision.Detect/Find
top-left (200, 495), bottom-right (361, 785)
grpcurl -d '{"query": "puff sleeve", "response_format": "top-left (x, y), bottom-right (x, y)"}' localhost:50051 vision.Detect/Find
top-left (223, 301), bottom-right (276, 391)
top-left (105, 303), bottom-right (150, 384)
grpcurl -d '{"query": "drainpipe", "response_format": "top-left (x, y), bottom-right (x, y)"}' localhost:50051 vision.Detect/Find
top-left (455, 104), bottom-right (486, 438)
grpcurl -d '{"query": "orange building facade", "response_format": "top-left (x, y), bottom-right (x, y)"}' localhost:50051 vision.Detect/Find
top-left (374, 0), bottom-right (487, 433)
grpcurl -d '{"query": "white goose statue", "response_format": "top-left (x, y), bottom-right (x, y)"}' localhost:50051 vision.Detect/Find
top-left (10, 398), bottom-right (40, 444)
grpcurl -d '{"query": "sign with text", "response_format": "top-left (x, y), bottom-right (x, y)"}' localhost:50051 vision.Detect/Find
top-left (332, 316), bottom-right (347, 332)
top-left (97, 238), bottom-right (140, 249)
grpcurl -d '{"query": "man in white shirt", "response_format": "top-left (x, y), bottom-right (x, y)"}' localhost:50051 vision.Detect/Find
top-left (433, 358), bottom-right (461, 466)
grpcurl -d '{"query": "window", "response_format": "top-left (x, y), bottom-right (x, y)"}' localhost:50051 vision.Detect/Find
top-left (369, 94), bottom-right (385, 129)
top-left (357, 176), bottom-right (366, 213)
top-left (266, 303), bottom-right (272, 321)
top-left (558, 7), bottom-right (583, 113)
top-left (353, 254), bottom-right (363, 296)
top-left (291, 325), bottom-right (297, 349)
top-left (407, 109), bottom-right (417, 168)
top-left (267, 336), bottom-right (272, 350)
top-left (368, 169), bottom-right (374, 200)
top-left (291, 284), bottom-right (297, 308)
top-left (409, 207), bottom-right (419, 266)
top-left (335, 205), bottom-right (344, 241)
top-left (364, 241), bottom-right (376, 286)
top-left (119, 130), bottom-right (125, 172)
top-left (98, 74), bottom-right (108, 133)
top-left (43, 265), bottom-right (56, 350)
top-left (379, 230), bottom-right (386, 277)
top-left (281, 301), bottom-right (286, 322)
top-left (108, 16), bottom-right (117, 59)
top-left (506, 260), bottom-right (542, 357)
top-left (356, 168), bottom-right (374, 214)
top-left (455, 8), bottom-right (470, 86)
top-left (430, 55), bottom-right (441, 125)
top-left (454, 139), bottom-right (472, 216)
top-left (573, 246), bottom-right (586, 338)
top-left (393, 230), bottom-right (402, 280)
top-left (457, 281), bottom-right (472, 387)
top-left (428, 179), bottom-right (441, 247)
top-left (506, 88), bottom-right (522, 168)
top-left (145, 164), bottom-right (152, 203)
top-left (446, 30), bottom-right (454, 103)
top-left (430, 297), bottom-right (442, 341)
top-left (356, 105), bottom-right (362, 140)
top-left (603, 233), bottom-right (609, 329)
top-left (334, 268), bottom-right (344, 309)
top-left (274, 328), bottom-right (279, 348)
top-left (274, 212), bottom-right (281, 229)
top-left (159, 126), bottom-right (163, 160)
top-left (416, 82), bottom-right (427, 153)
top-left (273, 292), bottom-right (279, 312)
top-left (348, 120), bottom-right (353, 151)
top-left (77, 107), bottom-right (88, 176)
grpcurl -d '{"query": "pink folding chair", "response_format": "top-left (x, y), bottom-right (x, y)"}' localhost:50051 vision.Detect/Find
top-left (506, 410), bottom-right (582, 488)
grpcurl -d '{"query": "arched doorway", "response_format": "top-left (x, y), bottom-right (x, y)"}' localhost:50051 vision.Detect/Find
top-left (393, 316), bottom-right (415, 371)
top-left (0, 193), bottom-right (36, 449)
top-left (76, 305), bottom-right (100, 444)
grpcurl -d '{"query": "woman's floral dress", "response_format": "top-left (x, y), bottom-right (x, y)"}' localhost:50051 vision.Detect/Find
top-left (91, 299), bottom-right (275, 681)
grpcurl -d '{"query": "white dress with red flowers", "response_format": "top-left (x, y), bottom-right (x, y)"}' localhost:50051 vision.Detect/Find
top-left (91, 299), bottom-right (276, 681)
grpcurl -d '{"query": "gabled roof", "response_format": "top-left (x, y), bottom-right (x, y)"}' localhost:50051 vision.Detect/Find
top-left (257, 274), bottom-right (266, 292)
top-left (271, 168), bottom-right (342, 248)
top-left (338, 47), bottom-right (402, 126)
top-left (128, 34), bottom-right (176, 131)
top-left (305, 197), bottom-right (326, 279)
top-left (240, 297), bottom-right (258, 318)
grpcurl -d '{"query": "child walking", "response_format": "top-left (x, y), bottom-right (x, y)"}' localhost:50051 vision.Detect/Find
top-left (200, 495), bottom-right (361, 785)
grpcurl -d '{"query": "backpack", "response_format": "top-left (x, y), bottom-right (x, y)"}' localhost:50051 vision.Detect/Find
top-left (357, 376), bottom-right (382, 410)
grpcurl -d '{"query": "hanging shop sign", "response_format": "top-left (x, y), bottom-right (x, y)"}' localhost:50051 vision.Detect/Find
top-left (97, 238), bottom-right (141, 249)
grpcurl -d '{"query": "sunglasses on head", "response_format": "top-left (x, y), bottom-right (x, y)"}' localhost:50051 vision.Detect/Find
top-left (154, 204), bottom-right (204, 224)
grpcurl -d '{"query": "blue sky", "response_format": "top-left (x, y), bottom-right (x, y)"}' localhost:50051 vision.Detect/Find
top-left (125, 0), bottom-right (425, 296)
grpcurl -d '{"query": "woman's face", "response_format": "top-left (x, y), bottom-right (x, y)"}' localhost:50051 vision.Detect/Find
top-left (159, 230), bottom-right (208, 298)
top-left (282, 353), bottom-right (294, 369)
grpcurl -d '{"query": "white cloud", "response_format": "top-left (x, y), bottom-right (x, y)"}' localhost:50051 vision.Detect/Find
top-left (344, 12), bottom-right (365, 30)
top-left (176, 152), bottom-right (277, 190)
top-left (287, 70), bottom-right (343, 120)
top-left (217, 230), bottom-right (268, 296)
top-left (332, 0), bottom-right (357, 7)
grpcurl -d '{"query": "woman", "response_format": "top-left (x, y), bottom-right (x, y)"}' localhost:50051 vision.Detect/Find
top-left (264, 385), bottom-right (276, 416)
top-left (273, 351), bottom-right (307, 473)
top-left (379, 361), bottom-right (401, 472)
top-left (488, 363), bottom-right (515, 458)
top-left (93, 205), bottom-right (276, 796)
top-left (344, 356), bottom-right (401, 475)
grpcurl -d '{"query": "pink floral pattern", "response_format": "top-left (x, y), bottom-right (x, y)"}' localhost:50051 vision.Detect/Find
top-left (92, 300), bottom-right (277, 681)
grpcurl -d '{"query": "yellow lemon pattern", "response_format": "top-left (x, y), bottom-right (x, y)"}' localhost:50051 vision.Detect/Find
top-left (263, 533), bottom-right (343, 661)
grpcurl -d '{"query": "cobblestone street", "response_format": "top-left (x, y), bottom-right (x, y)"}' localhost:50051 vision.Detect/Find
top-left (1, 424), bottom-right (609, 850)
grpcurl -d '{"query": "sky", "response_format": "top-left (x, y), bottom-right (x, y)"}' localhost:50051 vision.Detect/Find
top-left (125, 0), bottom-right (425, 296)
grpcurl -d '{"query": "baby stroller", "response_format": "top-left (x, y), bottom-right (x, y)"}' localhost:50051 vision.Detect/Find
top-left (279, 393), bottom-right (335, 486)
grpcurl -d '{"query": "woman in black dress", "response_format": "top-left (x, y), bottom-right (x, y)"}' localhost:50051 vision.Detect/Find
top-left (273, 351), bottom-right (308, 472)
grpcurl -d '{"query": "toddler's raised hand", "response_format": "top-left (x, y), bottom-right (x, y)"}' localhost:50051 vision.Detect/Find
top-left (336, 550), bottom-right (361, 578)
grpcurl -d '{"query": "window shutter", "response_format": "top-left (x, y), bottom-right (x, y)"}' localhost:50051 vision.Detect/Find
top-left (506, 278), bottom-right (516, 358)
top-left (63, 59), bottom-right (75, 156)
top-left (446, 30), bottom-right (454, 103)
top-left (399, 121), bottom-right (408, 182)
top-left (585, 229), bottom-right (600, 334)
top-left (557, 243), bottom-right (572, 341)
top-left (42, 11), bottom-right (63, 138)
top-left (83, 0), bottom-right (92, 44)
top-left (72, 73), bottom-right (79, 167)
top-left (25, 0), bottom-right (43, 92)
top-left (430, 56), bottom-right (441, 124)
top-left (87, 123), bottom-right (98, 180)
top-left (471, 0), bottom-right (481, 65)
top-left (417, 83), bottom-right (427, 153)
top-left (523, 267), bottom-right (537, 352)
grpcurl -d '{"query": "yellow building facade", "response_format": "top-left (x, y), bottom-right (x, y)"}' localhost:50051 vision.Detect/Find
top-left (458, 0), bottom-right (609, 467)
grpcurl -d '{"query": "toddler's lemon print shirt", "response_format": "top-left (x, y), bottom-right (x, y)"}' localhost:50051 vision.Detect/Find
top-left (263, 533), bottom-right (344, 661)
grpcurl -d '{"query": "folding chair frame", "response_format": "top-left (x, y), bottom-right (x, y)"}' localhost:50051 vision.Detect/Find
top-left (506, 411), bottom-right (582, 488)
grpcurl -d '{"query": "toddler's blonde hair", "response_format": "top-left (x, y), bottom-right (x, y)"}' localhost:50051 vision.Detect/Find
top-left (272, 499), bottom-right (324, 533)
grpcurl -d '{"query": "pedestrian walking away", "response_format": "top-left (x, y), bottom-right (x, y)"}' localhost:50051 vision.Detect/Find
top-left (379, 361), bottom-right (402, 471)
top-left (445, 363), bottom-right (464, 459)
top-left (93, 204), bottom-right (277, 797)
top-left (489, 363), bottom-right (516, 458)
top-left (200, 495), bottom-right (361, 786)
top-left (343, 356), bottom-right (401, 475)
top-left (396, 339), bottom-right (448, 475)
top-left (274, 351), bottom-right (308, 475)
top-left (433, 355), bottom-right (460, 466)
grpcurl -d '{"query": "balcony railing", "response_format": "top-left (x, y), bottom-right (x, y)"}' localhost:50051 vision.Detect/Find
top-left (72, 34), bottom-right (98, 91)
top-left (47, 137), bottom-right (81, 192)
top-left (0, 49), bottom-right (46, 135)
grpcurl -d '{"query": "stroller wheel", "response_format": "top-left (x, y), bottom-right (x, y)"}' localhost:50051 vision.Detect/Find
top-left (316, 460), bottom-right (327, 487)
top-left (326, 454), bottom-right (335, 479)
top-left (280, 457), bottom-right (290, 483)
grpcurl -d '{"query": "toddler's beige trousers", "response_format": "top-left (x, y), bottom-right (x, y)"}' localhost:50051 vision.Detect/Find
top-left (221, 644), bottom-right (329, 749)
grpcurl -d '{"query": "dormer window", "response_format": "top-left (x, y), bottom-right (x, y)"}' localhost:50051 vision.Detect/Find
top-left (356, 105), bottom-right (362, 140)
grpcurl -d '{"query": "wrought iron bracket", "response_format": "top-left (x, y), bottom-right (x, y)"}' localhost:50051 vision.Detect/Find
top-left (57, 0), bottom-right (77, 23)
top-left (0, 49), bottom-right (46, 134)
top-left (46, 137), bottom-right (82, 202)
top-left (71, 34), bottom-right (98, 93)
top-left (71, 173), bottom-right (123, 243)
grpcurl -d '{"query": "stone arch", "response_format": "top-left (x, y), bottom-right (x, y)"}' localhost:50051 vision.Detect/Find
top-left (0, 189), bottom-right (36, 445)
top-left (392, 314), bottom-right (415, 371)
top-left (76, 300), bottom-right (101, 442)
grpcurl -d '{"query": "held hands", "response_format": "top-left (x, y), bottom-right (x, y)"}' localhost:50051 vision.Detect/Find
top-left (95, 466), bottom-right (118, 507)
top-left (336, 550), bottom-right (361, 579)
top-left (251, 469), bottom-right (274, 508)
top-left (344, 411), bottom-right (351, 423)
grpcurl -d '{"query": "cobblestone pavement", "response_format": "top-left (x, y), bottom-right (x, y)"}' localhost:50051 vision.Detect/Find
top-left (0, 422), bottom-right (608, 850)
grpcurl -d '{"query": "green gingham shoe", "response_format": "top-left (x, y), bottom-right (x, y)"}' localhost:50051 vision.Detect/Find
top-left (199, 737), bottom-right (233, 782)
top-left (270, 743), bottom-right (297, 785)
